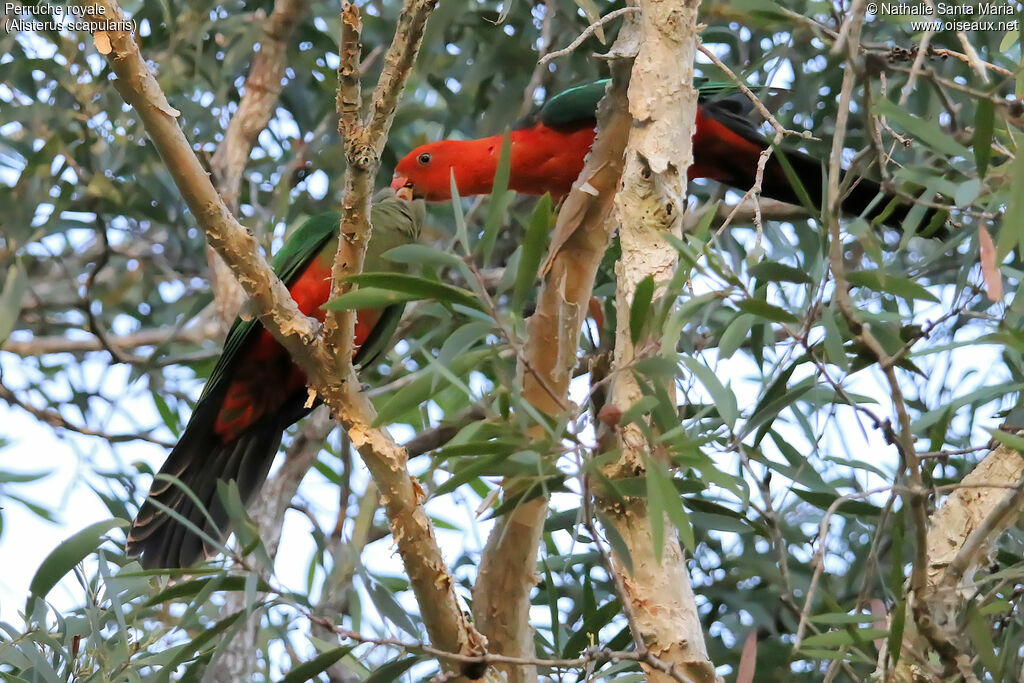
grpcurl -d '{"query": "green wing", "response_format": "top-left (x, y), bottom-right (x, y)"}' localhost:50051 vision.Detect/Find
top-left (198, 212), bottom-right (340, 402)
top-left (532, 77), bottom-right (732, 131)
top-left (533, 80), bottom-right (610, 130)
top-left (353, 302), bottom-right (405, 369)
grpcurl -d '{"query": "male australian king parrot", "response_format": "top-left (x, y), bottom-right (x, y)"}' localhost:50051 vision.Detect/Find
top-left (127, 191), bottom-right (425, 569)
top-left (391, 79), bottom-right (946, 234)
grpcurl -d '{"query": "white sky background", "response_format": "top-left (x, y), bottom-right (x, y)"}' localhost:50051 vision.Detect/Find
top-left (0, 10), bottom-right (1016, 681)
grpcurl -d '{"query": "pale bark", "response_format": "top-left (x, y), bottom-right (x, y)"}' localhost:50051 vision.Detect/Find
top-left (928, 443), bottom-right (1024, 607)
top-left (598, 0), bottom-right (716, 679)
top-left (474, 497), bottom-right (548, 683)
top-left (888, 442), bottom-right (1024, 680)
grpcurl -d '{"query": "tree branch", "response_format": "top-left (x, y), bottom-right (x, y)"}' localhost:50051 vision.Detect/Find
top-left (87, 3), bottom-right (490, 677)
top-left (595, 0), bottom-right (716, 679)
top-left (210, 0), bottom-right (307, 210)
top-left (472, 47), bottom-right (636, 683)
top-left (0, 374), bottom-right (173, 447)
top-left (1, 323), bottom-right (218, 357)
top-left (892, 442), bottom-right (1024, 679)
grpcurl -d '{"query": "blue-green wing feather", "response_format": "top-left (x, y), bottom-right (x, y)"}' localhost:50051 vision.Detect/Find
top-left (530, 77), bottom-right (730, 131)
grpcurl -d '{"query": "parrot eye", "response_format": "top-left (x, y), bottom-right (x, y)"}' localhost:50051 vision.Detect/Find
top-left (417, 152), bottom-right (431, 166)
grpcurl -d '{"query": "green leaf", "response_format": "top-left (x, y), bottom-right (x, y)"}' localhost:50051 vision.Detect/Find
top-left (769, 143), bottom-right (819, 217)
top-left (645, 464), bottom-right (666, 563)
top-left (800, 628), bottom-right (888, 649)
top-left (151, 390), bottom-right (181, 436)
top-left (326, 273), bottom-right (484, 312)
top-left (432, 453), bottom-right (505, 498)
top-left (321, 287), bottom-right (418, 310)
top-left (965, 601), bottom-right (1000, 675)
top-left (791, 489), bottom-right (881, 517)
top-left (748, 260), bottom-right (812, 284)
top-left (745, 375), bottom-right (815, 439)
top-left (383, 243), bottom-right (470, 273)
top-left (450, 169), bottom-right (469, 253)
top-left (374, 348), bottom-right (494, 425)
top-left (0, 259), bottom-right (28, 345)
top-left (973, 98), bottom-right (995, 179)
top-left (143, 575), bottom-right (272, 607)
top-left (630, 275), bottom-right (655, 345)
top-left (682, 357), bottom-right (738, 429)
top-left (478, 131), bottom-right (514, 265)
top-left (1000, 132), bottom-right (1024, 261)
top-left (596, 509), bottom-right (634, 575)
top-left (278, 646), bottom-right (355, 683)
top-left (718, 314), bottom-right (755, 359)
top-left (889, 599), bottom-right (905, 665)
top-left (820, 307), bottom-right (850, 372)
top-left (988, 429), bottom-right (1024, 455)
top-left (363, 655), bottom-right (421, 683)
top-left (28, 518), bottom-right (127, 609)
top-left (156, 610), bottom-right (245, 683)
top-left (914, 381), bottom-right (1024, 432)
top-left (846, 269), bottom-right (939, 303)
top-left (512, 195), bottom-right (554, 313)
top-left (954, 178), bottom-right (981, 207)
top-left (367, 578), bottom-right (421, 638)
top-left (809, 612), bottom-right (879, 625)
top-left (874, 98), bottom-right (971, 158)
top-left (541, 559), bottom-right (562, 652)
top-left (646, 456), bottom-right (695, 552)
top-left (562, 597), bottom-right (622, 658)
top-left (737, 298), bottom-right (799, 324)
top-left (0, 469), bottom-right (50, 484)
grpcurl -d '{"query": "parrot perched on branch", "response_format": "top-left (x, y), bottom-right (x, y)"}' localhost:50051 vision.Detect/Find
top-left (127, 191), bottom-right (425, 569)
top-left (391, 79), bottom-right (947, 234)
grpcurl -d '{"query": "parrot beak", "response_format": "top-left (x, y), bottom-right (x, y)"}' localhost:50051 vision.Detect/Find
top-left (391, 173), bottom-right (414, 201)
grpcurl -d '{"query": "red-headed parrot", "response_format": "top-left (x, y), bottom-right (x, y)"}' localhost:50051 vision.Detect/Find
top-left (391, 79), bottom-right (947, 234)
top-left (127, 191), bottom-right (425, 569)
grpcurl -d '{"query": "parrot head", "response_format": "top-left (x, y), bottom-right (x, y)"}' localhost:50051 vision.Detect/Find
top-left (391, 140), bottom-right (475, 201)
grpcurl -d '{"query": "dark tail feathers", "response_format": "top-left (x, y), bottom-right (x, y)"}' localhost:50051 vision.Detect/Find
top-left (761, 149), bottom-right (949, 238)
top-left (126, 396), bottom-right (308, 569)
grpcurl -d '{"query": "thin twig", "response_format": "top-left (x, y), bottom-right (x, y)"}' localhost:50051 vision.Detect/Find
top-left (538, 8), bottom-right (639, 66)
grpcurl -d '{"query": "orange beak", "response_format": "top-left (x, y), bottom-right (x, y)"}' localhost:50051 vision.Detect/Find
top-left (391, 173), bottom-right (414, 200)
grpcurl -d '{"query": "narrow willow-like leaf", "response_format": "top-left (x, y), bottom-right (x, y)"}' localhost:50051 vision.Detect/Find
top-left (478, 130), bottom-right (513, 265)
top-left (629, 275), bottom-right (655, 345)
top-left (278, 646), bottom-right (356, 683)
top-left (28, 519), bottom-right (126, 609)
top-left (513, 194), bottom-right (554, 313)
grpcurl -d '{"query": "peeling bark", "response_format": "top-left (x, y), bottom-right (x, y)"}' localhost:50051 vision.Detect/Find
top-left (598, 0), bottom-right (717, 679)
top-left (889, 443), bottom-right (1024, 680)
top-left (474, 497), bottom-right (547, 683)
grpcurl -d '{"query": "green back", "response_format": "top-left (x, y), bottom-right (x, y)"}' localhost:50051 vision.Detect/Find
top-left (531, 77), bottom-right (735, 131)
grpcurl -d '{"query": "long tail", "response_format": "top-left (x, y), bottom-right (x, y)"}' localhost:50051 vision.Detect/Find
top-left (761, 149), bottom-right (948, 237)
top-left (126, 394), bottom-right (308, 569)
